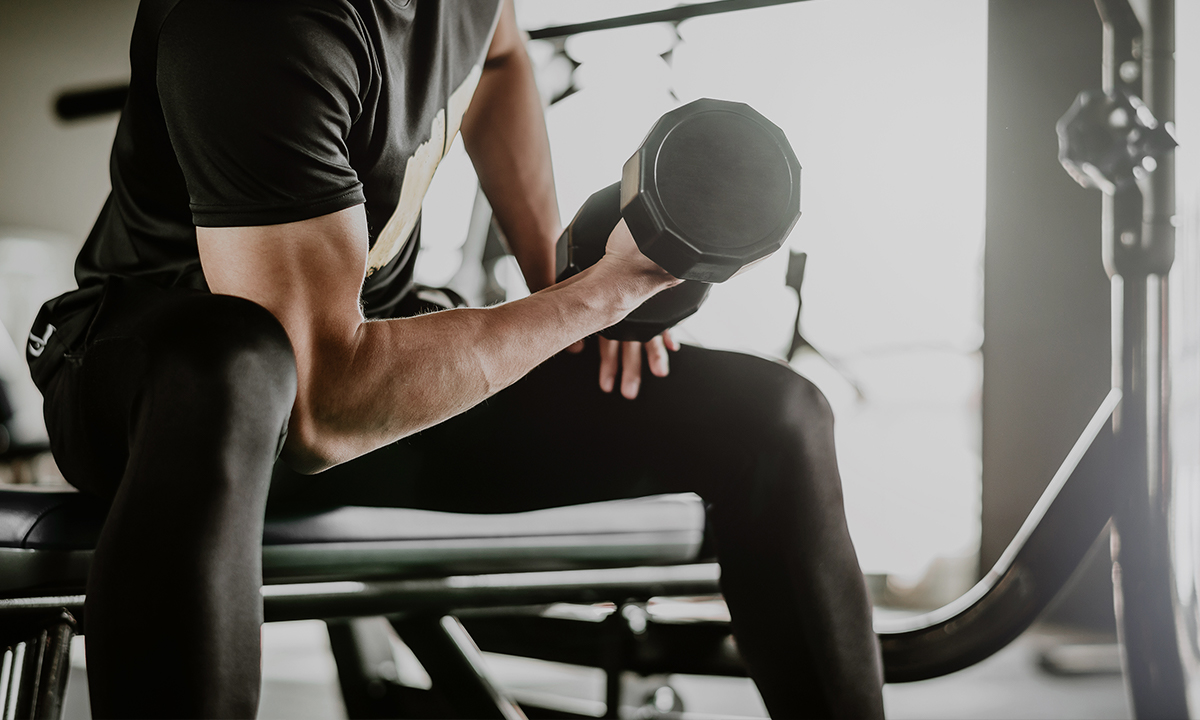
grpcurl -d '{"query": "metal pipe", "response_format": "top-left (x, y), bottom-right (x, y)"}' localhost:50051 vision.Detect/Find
top-left (877, 392), bottom-right (1121, 681)
top-left (0, 649), bottom-right (12, 720)
top-left (1142, 0), bottom-right (1176, 269)
top-left (525, 0), bottom-right (813, 41)
top-left (1099, 1), bottom-right (1184, 716)
top-left (54, 0), bottom-right (819, 121)
top-left (30, 619), bottom-right (74, 720)
top-left (3, 644), bottom-right (23, 720)
top-left (389, 614), bottom-right (527, 720)
top-left (261, 564), bottom-right (722, 624)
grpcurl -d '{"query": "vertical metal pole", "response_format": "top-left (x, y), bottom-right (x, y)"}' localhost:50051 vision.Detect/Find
top-left (601, 608), bottom-right (626, 719)
top-left (1112, 273), bottom-right (1185, 719)
top-left (13, 631), bottom-right (48, 720)
top-left (3, 644), bottom-right (25, 720)
top-left (1098, 0), bottom-right (1185, 717)
top-left (0, 615), bottom-right (77, 720)
top-left (0, 648), bottom-right (13, 719)
top-left (30, 621), bottom-right (75, 720)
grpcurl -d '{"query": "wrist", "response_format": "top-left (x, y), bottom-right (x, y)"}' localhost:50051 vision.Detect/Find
top-left (590, 256), bottom-right (677, 315)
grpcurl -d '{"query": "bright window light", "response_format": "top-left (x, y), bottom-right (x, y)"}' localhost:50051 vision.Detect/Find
top-left (421, 0), bottom-right (989, 598)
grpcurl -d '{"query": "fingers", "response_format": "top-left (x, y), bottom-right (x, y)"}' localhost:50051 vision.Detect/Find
top-left (598, 337), bottom-right (620, 393)
top-left (645, 335), bottom-right (670, 378)
top-left (620, 341), bottom-right (642, 399)
top-left (598, 339), bottom-right (645, 399)
top-left (662, 328), bottom-right (680, 352)
top-left (566, 340), bottom-right (585, 354)
top-left (597, 332), bottom-right (681, 397)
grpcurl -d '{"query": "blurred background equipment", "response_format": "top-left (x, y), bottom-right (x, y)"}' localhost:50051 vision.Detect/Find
top-left (1058, 88), bottom-right (1178, 195)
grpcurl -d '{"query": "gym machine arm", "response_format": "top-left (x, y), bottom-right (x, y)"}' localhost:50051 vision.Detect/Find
top-left (876, 4), bottom-right (1187, 717)
top-left (876, 390), bottom-right (1121, 682)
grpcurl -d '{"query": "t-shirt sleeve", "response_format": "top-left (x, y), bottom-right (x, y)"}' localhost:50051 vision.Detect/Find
top-left (157, 0), bottom-right (370, 228)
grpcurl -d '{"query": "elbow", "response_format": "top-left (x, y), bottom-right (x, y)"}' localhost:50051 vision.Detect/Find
top-left (280, 328), bottom-right (369, 474)
top-left (280, 404), bottom-right (350, 475)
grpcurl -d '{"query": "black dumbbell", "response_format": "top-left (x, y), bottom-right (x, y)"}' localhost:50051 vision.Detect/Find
top-left (556, 98), bottom-right (802, 342)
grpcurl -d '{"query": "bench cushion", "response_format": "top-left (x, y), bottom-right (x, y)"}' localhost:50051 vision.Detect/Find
top-left (0, 486), bottom-right (107, 550)
top-left (0, 487), bottom-right (706, 593)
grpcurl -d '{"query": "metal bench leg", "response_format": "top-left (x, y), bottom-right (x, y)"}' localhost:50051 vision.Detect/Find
top-left (327, 617), bottom-right (411, 719)
top-left (1, 612), bottom-right (75, 720)
top-left (391, 615), bottom-right (526, 720)
top-left (601, 608), bottom-right (627, 720)
top-left (328, 616), bottom-right (468, 720)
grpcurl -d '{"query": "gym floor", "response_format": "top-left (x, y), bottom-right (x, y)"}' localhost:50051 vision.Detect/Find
top-left (55, 620), bottom-right (1130, 720)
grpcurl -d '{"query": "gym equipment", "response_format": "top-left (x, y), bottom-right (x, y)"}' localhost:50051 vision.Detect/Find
top-left (0, 1), bottom-right (1187, 718)
top-left (556, 182), bottom-right (714, 342)
top-left (0, 490), bottom-right (714, 719)
top-left (1057, 88), bottom-right (1177, 195)
top-left (556, 98), bottom-right (802, 341)
top-left (876, 1), bottom-right (1184, 716)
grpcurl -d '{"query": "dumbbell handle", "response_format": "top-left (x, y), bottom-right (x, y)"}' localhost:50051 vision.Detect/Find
top-left (556, 183), bottom-right (712, 343)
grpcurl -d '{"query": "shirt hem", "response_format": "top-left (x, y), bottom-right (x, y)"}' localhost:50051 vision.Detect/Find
top-left (191, 186), bottom-right (365, 228)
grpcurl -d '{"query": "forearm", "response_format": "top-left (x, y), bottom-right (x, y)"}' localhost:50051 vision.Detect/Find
top-left (285, 261), bottom-right (655, 472)
top-left (462, 14), bottom-right (560, 291)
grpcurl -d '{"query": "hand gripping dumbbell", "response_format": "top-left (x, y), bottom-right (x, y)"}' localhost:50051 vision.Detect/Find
top-left (555, 98), bottom-right (802, 342)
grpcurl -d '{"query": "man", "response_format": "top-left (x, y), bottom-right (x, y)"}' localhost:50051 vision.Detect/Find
top-left (27, 0), bottom-right (884, 717)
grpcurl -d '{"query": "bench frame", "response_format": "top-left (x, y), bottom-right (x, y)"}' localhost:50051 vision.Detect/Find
top-left (0, 564), bottom-right (725, 719)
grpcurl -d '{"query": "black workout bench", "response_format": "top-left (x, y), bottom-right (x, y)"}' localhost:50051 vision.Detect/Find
top-left (0, 485), bottom-right (733, 719)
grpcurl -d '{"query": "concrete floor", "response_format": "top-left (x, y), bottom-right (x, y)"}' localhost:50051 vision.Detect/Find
top-left (58, 620), bottom-right (1131, 720)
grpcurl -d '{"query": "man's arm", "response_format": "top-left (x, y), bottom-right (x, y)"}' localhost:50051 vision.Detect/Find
top-left (462, 1), bottom-right (678, 399)
top-left (198, 208), bottom-right (675, 474)
top-left (461, 0), bottom-right (560, 293)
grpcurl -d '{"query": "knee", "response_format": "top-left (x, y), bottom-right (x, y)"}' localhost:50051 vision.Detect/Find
top-left (766, 365), bottom-right (835, 443)
top-left (731, 355), bottom-right (834, 447)
top-left (731, 358), bottom-right (843, 510)
top-left (143, 294), bottom-right (297, 424)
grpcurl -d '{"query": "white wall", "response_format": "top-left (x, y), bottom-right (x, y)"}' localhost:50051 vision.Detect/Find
top-left (0, 0), bottom-right (136, 442)
top-left (0, 0), bottom-right (138, 239)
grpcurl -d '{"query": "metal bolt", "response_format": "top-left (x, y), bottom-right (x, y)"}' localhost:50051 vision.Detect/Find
top-left (622, 604), bottom-right (648, 634)
top-left (1119, 60), bottom-right (1140, 84)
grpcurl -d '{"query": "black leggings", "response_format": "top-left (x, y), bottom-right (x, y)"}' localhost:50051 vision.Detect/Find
top-left (40, 280), bottom-right (883, 719)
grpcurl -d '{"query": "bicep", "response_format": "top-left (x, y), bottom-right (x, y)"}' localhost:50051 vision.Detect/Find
top-left (484, 0), bottom-right (522, 65)
top-left (197, 205), bottom-right (370, 357)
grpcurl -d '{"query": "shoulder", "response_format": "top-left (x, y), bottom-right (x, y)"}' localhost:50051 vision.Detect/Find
top-left (155, 0), bottom-right (379, 134)
top-left (158, 0), bottom-right (374, 93)
top-left (160, 0), bottom-right (370, 38)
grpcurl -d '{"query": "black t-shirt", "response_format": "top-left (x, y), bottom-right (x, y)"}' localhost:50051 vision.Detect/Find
top-left (30, 0), bottom-right (501, 372)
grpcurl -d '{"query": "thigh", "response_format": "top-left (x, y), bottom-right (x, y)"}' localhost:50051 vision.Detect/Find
top-left (267, 338), bottom-right (805, 515)
top-left (44, 277), bottom-right (290, 500)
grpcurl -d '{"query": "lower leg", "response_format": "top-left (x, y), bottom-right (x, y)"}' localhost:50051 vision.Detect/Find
top-left (84, 436), bottom-right (276, 718)
top-left (78, 298), bottom-right (295, 719)
top-left (710, 379), bottom-right (883, 719)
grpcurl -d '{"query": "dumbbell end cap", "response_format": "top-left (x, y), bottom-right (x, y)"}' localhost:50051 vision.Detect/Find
top-left (621, 98), bottom-right (802, 283)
